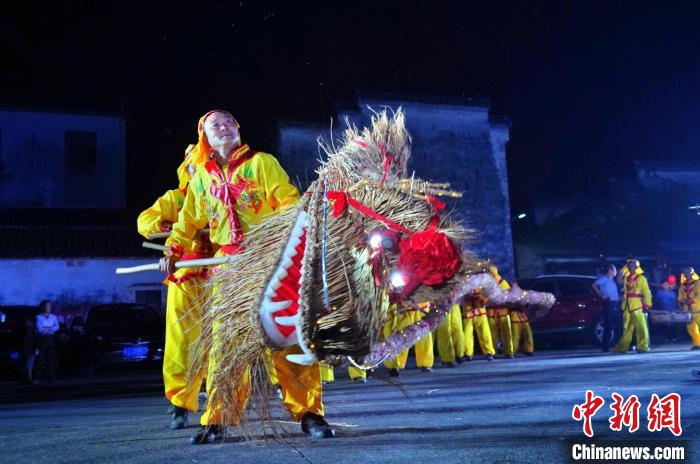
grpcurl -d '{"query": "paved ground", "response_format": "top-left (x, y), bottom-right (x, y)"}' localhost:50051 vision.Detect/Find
top-left (1, 345), bottom-right (699, 464)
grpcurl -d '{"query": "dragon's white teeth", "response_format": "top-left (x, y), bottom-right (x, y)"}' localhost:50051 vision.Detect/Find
top-left (287, 235), bottom-right (302, 250)
top-left (265, 277), bottom-right (282, 299)
top-left (285, 354), bottom-right (316, 366)
top-left (282, 243), bottom-right (298, 261)
top-left (274, 314), bottom-right (300, 326)
top-left (275, 267), bottom-right (288, 280)
top-left (269, 276), bottom-right (282, 291)
top-left (262, 300), bottom-right (292, 314)
top-left (280, 256), bottom-right (294, 270)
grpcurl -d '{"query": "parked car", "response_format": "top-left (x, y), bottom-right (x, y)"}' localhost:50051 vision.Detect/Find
top-left (69, 303), bottom-right (164, 369)
top-left (518, 275), bottom-right (690, 348)
top-left (0, 305), bottom-right (38, 378)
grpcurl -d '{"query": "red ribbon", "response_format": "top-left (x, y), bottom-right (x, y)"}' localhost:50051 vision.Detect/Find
top-left (205, 147), bottom-right (256, 245)
top-left (425, 195), bottom-right (446, 212)
top-left (377, 141), bottom-right (394, 187)
top-left (326, 190), bottom-right (412, 234)
top-left (167, 269), bottom-right (209, 284)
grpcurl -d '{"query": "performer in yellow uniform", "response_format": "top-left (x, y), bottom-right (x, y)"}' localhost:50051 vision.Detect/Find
top-left (320, 362), bottom-right (335, 384)
top-left (383, 303), bottom-right (434, 376)
top-left (510, 309), bottom-right (534, 355)
top-left (510, 282), bottom-right (534, 356)
top-left (319, 363), bottom-right (366, 383)
top-left (678, 267), bottom-right (700, 349)
top-left (613, 259), bottom-right (651, 353)
top-left (137, 145), bottom-right (211, 430)
top-left (347, 366), bottom-right (368, 383)
top-left (488, 266), bottom-right (514, 358)
top-left (436, 303), bottom-right (466, 366)
top-left (164, 110), bottom-right (333, 444)
top-left (462, 290), bottom-right (496, 361)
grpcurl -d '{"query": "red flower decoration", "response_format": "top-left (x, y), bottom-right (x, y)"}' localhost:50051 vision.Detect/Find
top-left (397, 226), bottom-right (461, 295)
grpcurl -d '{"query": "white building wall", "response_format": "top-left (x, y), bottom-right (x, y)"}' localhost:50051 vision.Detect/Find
top-left (0, 258), bottom-right (165, 309)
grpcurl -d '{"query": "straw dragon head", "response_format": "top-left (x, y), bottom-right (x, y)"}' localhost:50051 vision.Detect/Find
top-left (207, 109), bottom-right (475, 366)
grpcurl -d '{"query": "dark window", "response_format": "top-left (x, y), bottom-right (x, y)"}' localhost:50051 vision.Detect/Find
top-left (65, 131), bottom-right (97, 172)
top-left (531, 280), bottom-right (558, 295)
top-left (558, 279), bottom-right (593, 297)
top-left (135, 290), bottom-right (163, 311)
top-left (86, 305), bottom-right (159, 336)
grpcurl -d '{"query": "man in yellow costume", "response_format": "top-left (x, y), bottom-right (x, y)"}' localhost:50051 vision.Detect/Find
top-left (383, 303), bottom-right (434, 376)
top-left (163, 110), bottom-right (333, 444)
top-left (436, 303), bottom-right (467, 366)
top-left (462, 290), bottom-right (496, 361)
top-left (488, 266), bottom-right (514, 358)
top-left (137, 145), bottom-right (211, 430)
top-left (613, 259), bottom-right (652, 353)
top-left (678, 267), bottom-right (700, 349)
top-left (509, 282), bottom-right (534, 356)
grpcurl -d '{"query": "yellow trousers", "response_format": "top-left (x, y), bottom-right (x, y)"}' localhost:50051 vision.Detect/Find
top-left (510, 310), bottom-right (534, 354)
top-left (613, 310), bottom-right (649, 352)
top-left (320, 362), bottom-right (334, 382)
top-left (686, 313), bottom-right (700, 347)
top-left (320, 362), bottom-right (366, 381)
top-left (201, 344), bottom-right (324, 426)
top-left (348, 366), bottom-right (367, 380)
top-left (263, 347), bottom-right (279, 385)
top-left (163, 277), bottom-right (206, 412)
top-left (437, 305), bottom-right (466, 363)
top-left (464, 311), bottom-right (496, 356)
top-left (487, 309), bottom-right (514, 356)
top-left (383, 309), bottom-right (434, 369)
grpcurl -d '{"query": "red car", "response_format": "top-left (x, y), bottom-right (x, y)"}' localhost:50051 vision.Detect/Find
top-left (518, 275), bottom-right (688, 347)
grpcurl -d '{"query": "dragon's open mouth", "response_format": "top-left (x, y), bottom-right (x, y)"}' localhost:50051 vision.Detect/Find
top-left (259, 211), bottom-right (316, 364)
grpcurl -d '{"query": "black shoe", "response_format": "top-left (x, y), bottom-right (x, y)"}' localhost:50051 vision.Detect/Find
top-left (353, 377), bottom-right (367, 383)
top-left (465, 356), bottom-right (473, 362)
top-left (420, 367), bottom-right (432, 373)
top-left (523, 352), bottom-right (534, 356)
top-left (485, 354), bottom-right (494, 361)
top-left (190, 425), bottom-right (224, 445)
top-left (692, 346), bottom-right (700, 350)
top-left (443, 362), bottom-right (456, 368)
top-left (301, 413), bottom-right (335, 438)
top-left (506, 354), bottom-right (515, 359)
top-left (389, 368), bottom-right (400, 377)
top-left (169, 407), bottom-right (188, 430)
top-left (636, 349), bottom-right (650, 354)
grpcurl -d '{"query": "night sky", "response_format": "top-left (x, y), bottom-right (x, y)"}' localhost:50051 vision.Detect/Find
top-left (3, 1), bottom-right (700, 216)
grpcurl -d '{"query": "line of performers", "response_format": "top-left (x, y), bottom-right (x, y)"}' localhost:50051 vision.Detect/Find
top-left (319, 265), bottom-right (535, 384)
top-left (598, 260), bottom-right (700, 354)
